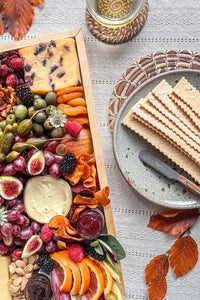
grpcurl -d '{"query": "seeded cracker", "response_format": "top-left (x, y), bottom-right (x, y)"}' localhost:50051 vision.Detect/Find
top-left (122, 111), bottom-right (200, 184)
top-left (143, 93), bottom-right (200, 150)
top-left (152, 80), bottom-right (200, 136)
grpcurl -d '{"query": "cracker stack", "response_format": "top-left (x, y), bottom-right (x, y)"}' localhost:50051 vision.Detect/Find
top-left (122, 77), bottom-right (200, 184)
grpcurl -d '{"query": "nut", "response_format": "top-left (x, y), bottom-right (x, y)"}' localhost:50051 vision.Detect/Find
top-left (15, 267), bottom-right (25, 276)
top-left (21, 277), bottom-right (28, 291)
top-left (24, 264), bottom-right (33, 273)
top-left (15, 260), bottom-right (26, 268)
top-left (13, 277), bottom-right (22, 286)
top-left (9, 284), bottom-right (20, 294)
top-left (28, 256), bottom-right (36, 264)
top-left (11, 273), bottom-right (18, 280)
top-left (33, 263), bottom-right (39, 270)
top-left (9, 262), bottom-right (16, 274)
top-left (25, 272), bottom-right (32, 279)
top-left (22, 258), bottom-right (28, 264)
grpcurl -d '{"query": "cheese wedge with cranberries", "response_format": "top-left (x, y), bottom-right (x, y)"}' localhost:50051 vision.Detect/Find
top-left (19, 38), bottom-right (81, 94)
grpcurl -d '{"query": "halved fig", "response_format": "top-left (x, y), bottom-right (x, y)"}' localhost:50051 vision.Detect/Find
top-left (0, 176), bottom-right (23, 200)
top-left (22, 235), bottom-right (43, 258)
top-left (27, 150), bottom-right (45, 175)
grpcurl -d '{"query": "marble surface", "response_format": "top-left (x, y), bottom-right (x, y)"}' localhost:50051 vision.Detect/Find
top-left (0, 1), bottom-right (200, 299)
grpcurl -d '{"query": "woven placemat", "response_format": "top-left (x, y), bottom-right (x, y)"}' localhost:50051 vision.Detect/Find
top-left (109, 50), bottom-right (200, 131)
top-left (86, 0), bottom-right (149, 44)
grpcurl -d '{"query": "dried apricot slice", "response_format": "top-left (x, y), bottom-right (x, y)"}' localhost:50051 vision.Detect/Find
top-left (57, 104), bottom-right (87, 116)
top-left (57, 92), bottom-right (84, 103)
top-left (67, 98), bottom-right (86, 107)
top-left (57, 86), bottom-right (83, 97)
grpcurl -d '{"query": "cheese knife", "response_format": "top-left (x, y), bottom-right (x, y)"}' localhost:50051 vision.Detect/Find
top-left (139, 149), bottom-right (200, 196)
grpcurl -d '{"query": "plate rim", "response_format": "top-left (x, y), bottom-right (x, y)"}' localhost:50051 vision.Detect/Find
top-left (113, 69), bottom-right (200, 209)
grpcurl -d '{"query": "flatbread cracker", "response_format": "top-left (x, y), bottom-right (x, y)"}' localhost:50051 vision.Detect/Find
top-left (173, 77), bottom-right (200, 118)
top-left (131, 101), bottom-right (200, 165)
top-left (141, 94), bottom-right (200, 152)
top-left (122, 111), bottom-right (200, 184)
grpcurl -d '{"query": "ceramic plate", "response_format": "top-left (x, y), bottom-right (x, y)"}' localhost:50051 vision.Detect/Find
top-left (113, 69), bottom-right (200, 209)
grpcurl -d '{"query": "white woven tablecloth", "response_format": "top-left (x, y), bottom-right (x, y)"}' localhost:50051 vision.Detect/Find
top-left (1, 1), bottom-right (200, 299)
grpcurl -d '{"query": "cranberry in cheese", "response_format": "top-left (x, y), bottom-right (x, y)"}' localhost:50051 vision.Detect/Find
top-left (19, 38), bottom-right (81, 94)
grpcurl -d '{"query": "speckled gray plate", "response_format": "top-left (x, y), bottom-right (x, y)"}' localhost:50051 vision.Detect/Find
top-left (113, 69), bottom-right (200, 209)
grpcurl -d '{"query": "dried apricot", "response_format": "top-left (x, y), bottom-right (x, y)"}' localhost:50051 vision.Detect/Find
top-left (57, 104), bottom-right (87, 116)
top-left (67, 98), bottom-right (86, 107)
top-left (57, 92), bottom-right (84, 103)
top-left (57, 86), bottom-right (83, 97)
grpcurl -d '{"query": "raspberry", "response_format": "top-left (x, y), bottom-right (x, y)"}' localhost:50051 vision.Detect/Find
top-left (10, 58), bottom-right (23, 70)
top-left (64, 121), bottom-right (82, 138)
top-left (67, 244), bottom-right (84, 262)
top-left (13, 248), bottom-right (23, 259)
top-left (6, 74), bottom-right (17, 88)
top-left (41, 224), bottom-right (53, 242)
top-left (0, 65), bottom-right (9, 78)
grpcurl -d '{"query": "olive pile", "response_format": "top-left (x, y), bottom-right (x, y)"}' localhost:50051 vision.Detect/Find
top-left (0, 91), bottom-right (66, 162)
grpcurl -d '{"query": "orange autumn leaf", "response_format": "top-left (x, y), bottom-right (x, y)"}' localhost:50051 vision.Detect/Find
top-left (2, 0), bottom-right (34, 40)
top-left (148, 209), bottom-right (198, 235)
top-left (145, 254), bottom-right (169, 285)
top-left (169, 236), bottom-right (198, 278)
top-left (146, 254), bottom-right (169, 300)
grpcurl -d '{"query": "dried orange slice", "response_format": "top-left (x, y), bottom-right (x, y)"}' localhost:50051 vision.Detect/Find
top-left (77, 258), bottom-right (91, 295)
top-left (84, 258), bottom-right (104, 300)
top-left (50, 252), bottom-right (72, 293)
top-left (92, 260), bottom-right (113, 297)
top-left (51, 250), bottom-right (81, 296)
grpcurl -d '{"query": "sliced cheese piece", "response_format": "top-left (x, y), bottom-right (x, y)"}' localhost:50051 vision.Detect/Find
top-left (0, 255), bottom-right (12, 300)
top-left (19, 38), bottom-right (81, 94)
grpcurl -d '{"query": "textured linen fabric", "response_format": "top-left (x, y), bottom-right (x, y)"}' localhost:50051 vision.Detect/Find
top-left (0, 1), bottom-right (200, 299)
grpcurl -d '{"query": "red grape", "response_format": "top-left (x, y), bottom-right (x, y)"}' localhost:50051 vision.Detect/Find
top-left (14, 135), bottom-right (25, 144)
top-left (0, 231), bottom-right (3, 240)
top-left (14, 237), bottom-right (26, 246)
top-left (56, 144), bottom-right (67, 156)
top-left (13, 155), bottom-right (26, 171)
top-left (1, 222), bottom-right (13, 236)
top-left (25, 130), bottom-right (36, 140)
top-left (16, 214), bottom-right (27, 225)
top-left (30, 221), bottom-right (41, 233)
top-left (44, 151), bottom-right (55, 166)
top-left (45, 240), bottom-right (56, 253)
top-left (0, 196), bottom-right (4, 206)
top-left (7, 209), bottom-right (20, 221)
top-left (0, 243), bottom-right (9, 255)
top-left (46, 140), bottom-right (59, 153)
top-left (0, 163), bottom-right (6, 174)
top-left (7, 199), bottom-right (17, 207)
top-left (13, 224), bottom-right (21, 236)
top-left (48, 163), bottom-right (61, 178)
top-left (20, 228), bottom-right (33, 240)
top-left (13, 203), bottom-right (24, 213)
top-left (54, 154), bottom-right (63, 164)
top-left (4, 163), bottom-right (17, 176)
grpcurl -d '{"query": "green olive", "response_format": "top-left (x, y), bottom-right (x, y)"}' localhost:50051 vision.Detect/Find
top-left (14, 104), bottom-right (28, 120)
top-left (46, 105), bottom-right (56, 116)
top-left (6, 114), bottom-right (16, 125)
top-left (33, 123), bottom-right (44, 136)
top-left (34, 98), bottom-right (47, 110)
top-left (51, 127), bottom-right (64, 138)
top-left (34, 111), bottom-right (47, 124)
top-left (45, 92), bottom-right (57, 106)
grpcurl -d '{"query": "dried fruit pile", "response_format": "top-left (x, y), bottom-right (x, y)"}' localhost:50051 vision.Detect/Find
top-left (0, 38), bottom-right (125, 300)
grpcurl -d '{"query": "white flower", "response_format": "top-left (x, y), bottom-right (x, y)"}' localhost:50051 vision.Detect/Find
top-left (47, 108), bottom-right (67, 128)
top-left (0, 206), bottom-right (7, 226)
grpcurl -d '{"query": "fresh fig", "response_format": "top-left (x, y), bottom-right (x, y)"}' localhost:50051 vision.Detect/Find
top-left (0, 176), bottom-right (23, 200)
top-left (22, 235), bottom-right (43, 258)
top-left (27, 150), bottom-right (45, 175)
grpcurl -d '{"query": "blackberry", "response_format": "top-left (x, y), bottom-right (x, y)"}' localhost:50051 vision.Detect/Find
top-left (16, 85), bottom-right (34, 107)
top-left (86, 243), bottom-right (106, 261)
top-left (37, 253), bottom-right (54, 274)
top-left (59, 153), bottom-right (77, 175)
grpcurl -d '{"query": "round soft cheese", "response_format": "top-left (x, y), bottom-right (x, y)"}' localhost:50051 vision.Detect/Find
top-left (24, 175), bottom-right (72, 223)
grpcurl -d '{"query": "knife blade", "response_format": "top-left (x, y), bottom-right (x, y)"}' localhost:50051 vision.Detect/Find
top-left (139, 149), bottom-right (200, 196)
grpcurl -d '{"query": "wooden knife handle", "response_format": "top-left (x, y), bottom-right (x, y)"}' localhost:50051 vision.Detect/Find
top-left (177, 175), bottom-right (200, 196)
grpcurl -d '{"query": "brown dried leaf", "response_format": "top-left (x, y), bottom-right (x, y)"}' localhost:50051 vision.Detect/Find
top-left (27, 0), bottom-right (44, 6)
top-left (148, 275), bottom-right (167, 300)
top-left (2, 0), bottom-right (34, 40)
top-left (145, 254), bottom-right (169, 285)
top-left (148, 209), bottom-right (198, 235)
top-left (169, 236), bottom-right (198, 278)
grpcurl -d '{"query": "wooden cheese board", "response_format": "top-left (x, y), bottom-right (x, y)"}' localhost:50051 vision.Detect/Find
top-left (0, 29), bottom-right (125, 299)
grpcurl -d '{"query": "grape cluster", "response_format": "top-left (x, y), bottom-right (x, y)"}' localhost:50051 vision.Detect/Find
top-left (0, 139), bottom-right (69, 257)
